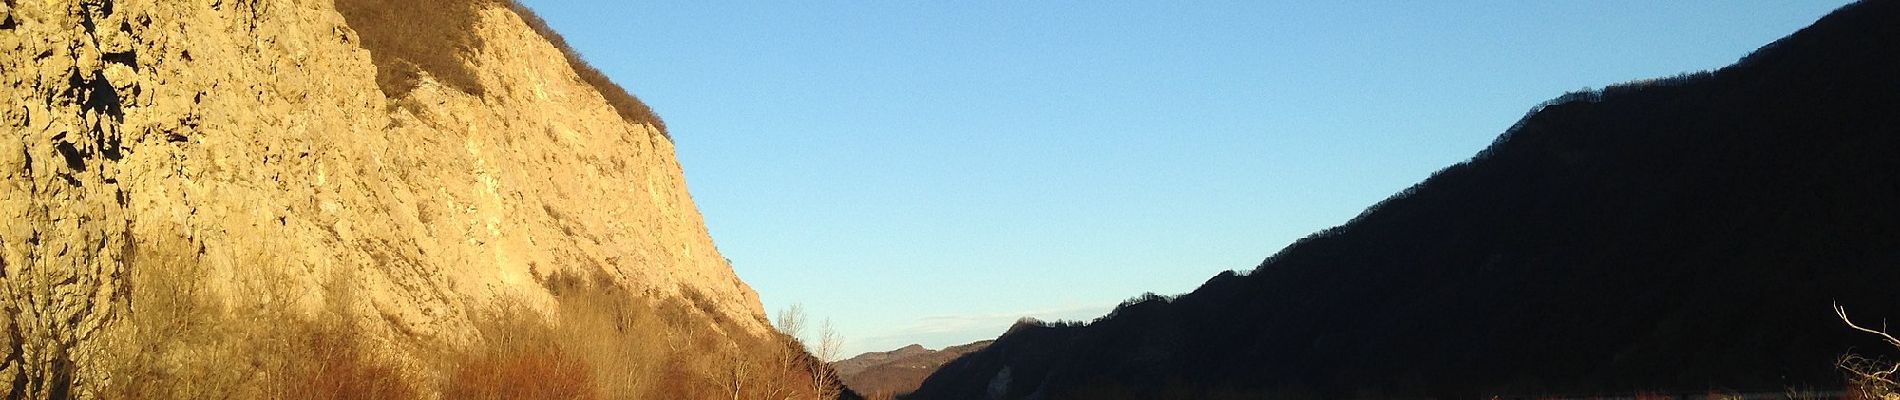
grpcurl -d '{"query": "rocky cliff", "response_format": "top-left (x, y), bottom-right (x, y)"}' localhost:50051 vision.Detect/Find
top-left (0, 0), bottom-right (777, 398)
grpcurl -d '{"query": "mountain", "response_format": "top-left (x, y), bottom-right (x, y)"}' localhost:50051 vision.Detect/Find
top-left (909, 2), bottom-right (1900, 399)
top-left (836, 341), bottom-right (994, 399)
top-left (0, 1), bottom-right (844, 398)
top-left (836, 345), bottom-right (937, 378)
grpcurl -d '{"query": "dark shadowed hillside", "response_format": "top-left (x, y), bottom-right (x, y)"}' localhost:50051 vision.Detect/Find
top-left (835, 341), bottom-right (994, 399)
top-left (909, 1), bottom-right (1900, 399)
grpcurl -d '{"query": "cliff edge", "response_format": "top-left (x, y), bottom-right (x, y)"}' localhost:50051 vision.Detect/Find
top-left (0, 1), bottom-right (785, 398)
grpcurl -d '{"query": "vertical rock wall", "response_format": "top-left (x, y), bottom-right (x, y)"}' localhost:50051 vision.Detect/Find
top-left (0, 1), bottom-right (764, 397)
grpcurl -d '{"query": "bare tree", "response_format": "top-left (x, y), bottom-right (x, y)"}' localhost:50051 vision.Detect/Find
top-left (774, 304), bottom-right (849, 399)
top-left (809, 318), bottom-right (844, 400)
top-left (772, 304), bottom-right (813, 399)
top-left (723, 345), bottom-right (753, 400)
top-left (778, 304), bottom-right (808, 339)
top-left (1835, 303), bottom-right (1900, 399)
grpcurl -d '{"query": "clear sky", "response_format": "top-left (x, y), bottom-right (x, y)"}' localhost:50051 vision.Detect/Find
top-left (515, 0), bottom-right (1853, 357)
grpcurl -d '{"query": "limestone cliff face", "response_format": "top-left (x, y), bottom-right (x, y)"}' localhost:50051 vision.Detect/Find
top-left (0, 0), bottom-right (765, 397)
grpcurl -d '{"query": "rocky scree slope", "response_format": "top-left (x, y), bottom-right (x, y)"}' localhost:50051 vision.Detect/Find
top-left (911, 1), bottom-right (1900, 399)
top-left (0, 0), bottom-right (774, 398)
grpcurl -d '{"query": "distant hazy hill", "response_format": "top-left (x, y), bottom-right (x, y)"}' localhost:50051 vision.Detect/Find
top-left (837, 341), bottom-right (993, 399)
top-left (909, 1), bottom-right (1900, 399)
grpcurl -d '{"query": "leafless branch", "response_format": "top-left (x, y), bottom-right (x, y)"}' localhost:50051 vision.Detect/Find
top-left (1836, 302), bottom-right (1900, 348)
top-left (1837, 303), bottom-right (1900, 399)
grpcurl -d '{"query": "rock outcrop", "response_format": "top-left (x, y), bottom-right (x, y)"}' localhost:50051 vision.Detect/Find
top-left (0, 0), bottom-right (768, 398)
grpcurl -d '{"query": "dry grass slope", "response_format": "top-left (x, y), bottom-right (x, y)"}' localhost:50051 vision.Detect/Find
top-left (512, 269), bottom-right (850, 399)
top-left (445, 308), bottom-right (598, 400)
top-left (100, 238), bottom-right (848, 398)
top-left (332, 0), bottom-right (667, 137)
top-left (98, 237), bottom-right (418, 399)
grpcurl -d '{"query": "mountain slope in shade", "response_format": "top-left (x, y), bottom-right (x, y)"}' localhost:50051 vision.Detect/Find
top-left (910, 1), bottom-right (1900, 399)
top-left (837, 341), bottom-right (994, 398)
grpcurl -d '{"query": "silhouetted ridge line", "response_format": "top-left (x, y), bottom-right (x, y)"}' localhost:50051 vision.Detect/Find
top-left (907, 1), bottom-right (1900, 398)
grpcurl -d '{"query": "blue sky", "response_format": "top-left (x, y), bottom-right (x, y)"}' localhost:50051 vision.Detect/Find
top-left (515, 0), bottom-right (1852, 357)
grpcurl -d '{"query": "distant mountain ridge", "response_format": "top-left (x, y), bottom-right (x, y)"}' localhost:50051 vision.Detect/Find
top-left (836, 344), bottom-right (935, 378)
top-left (909, 1), bottom-right (1900, 399)
top-left (836, 341), bottom-right (993, 399)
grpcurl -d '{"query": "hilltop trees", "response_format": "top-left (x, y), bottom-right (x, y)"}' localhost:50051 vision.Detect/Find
top-left (910, 2), bottom-right (1900, 398)
top-left (776, 304), bottom-right (848, 400)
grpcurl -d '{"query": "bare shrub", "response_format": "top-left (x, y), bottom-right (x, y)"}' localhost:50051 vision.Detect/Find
top-left (775, 304), bottom-right (852, 400)
top-left (499, 269), bottom-right (852, 399)
top-left (1836, 304), bottom-right (1900, 400)
top-left (98, 237), bottom-right (416, 399)
top-left (444, 307), bottom-right (598, 400)
top-left (100, 243), bottom-right (839, 398)
top-left (273, 323), bottom-right (420, 400)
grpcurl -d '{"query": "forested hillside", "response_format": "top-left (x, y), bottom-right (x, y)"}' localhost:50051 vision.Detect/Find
top-left (911, 1), bottom-right (1900, 398)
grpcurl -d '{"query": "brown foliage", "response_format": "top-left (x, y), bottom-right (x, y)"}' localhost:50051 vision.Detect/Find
top-left (332, 0), bottom-right (488, 98)
top-left (445, 309), bottom-right (597, 400)
top-left (274, 327), bottom-right (420, 400)
top-left (488, 268), bottom-right (852, 399)
top-left (331, 0), bottom-right (667, 136)
top-left (101, 247), bottom-right (848, 399)
top-left (504, 2), bottom-right (668, 135)
top-left (99, 237), bottom-right (419, 399)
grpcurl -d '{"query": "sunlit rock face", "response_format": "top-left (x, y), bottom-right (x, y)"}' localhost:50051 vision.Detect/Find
top-left (0, 1), bottom-right (762, 397)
